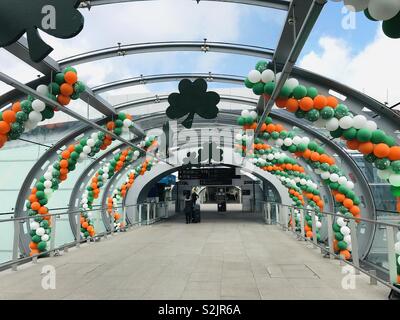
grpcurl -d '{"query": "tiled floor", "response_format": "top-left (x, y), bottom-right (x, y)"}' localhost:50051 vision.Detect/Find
top-left (0, 210), bottom-right (390, 300)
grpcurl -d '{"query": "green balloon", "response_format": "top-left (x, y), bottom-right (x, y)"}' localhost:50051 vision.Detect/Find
top-left (280, 85), bottom-right (292, 98)
top-left (320, 106), bottom-right (334, 120)
top-left (364, 153), bottom-right (377, 163)
top-left (356, 128), bottom-right (372, 142)
top-left (255, 61), bottom-right (269, 73)
top-left (16, 111), bottom-right (28, 123)
top-left (307, 87), bottom-right (318, 99)
top-left (63, 66), bottom-right (77, 74)
top-left (364, 8), bottom-right (377, 21)
top-left (335, 232), bottom-right (344, 241)
top-left (308, 141), bottom-right (318, 151)
top-left (36, 191), bottom-right (45, 200)
top-left (48, 82), bottom-right (60, 95)
top-left (333, 223), bottom-right (341, 232)
top-left (375, 158), bottom-right (390, 170)
top-left (74, 81), bottom-right (86, 94)
top-left (371, 130), bottom-right (386, 144)
top-left (390, 185), bottom-right (400, 197)
top-left (75, 144), bottom-right (83, 153)
top-left (288, 145), bottom-right (297, 153)
top-left (42, 106), bottom-right (55, 120)
top-left (37, 241), bottom-right (47, 252)
top-left (297, 143), bottom-right (307, 152)
top-left (330, 128), bottom-right (344, 138)
top-left (279, 131), bottom-right (288, 139)
top-left (337, 241), bottom-right (348, 250)
top-left (306, 109), bottom-right (320, 122)
top-left (265, 116), bottom-right (272, 125)
top-left (20, 100), bottom-right (32, 113)
top-left (343, 128), bottom-right (357, 140)
top-left (382, 12), bottom-right (400, 39)
top-left (316, 146), bottom-right (325, 154)
top-left (271, 132), bottom-right (279, 140)
top-left (32, 235), bottom-right (41, 243)
top-left (244, 78), bottom-right (253, 89)
top-left (383, 135), bottom-right (396, 147)
top-left (295, 109), bottom-right (306, 119)
top-left (54, 73), bottom-right (65, 85)
top-left (391, 161), bottom-right (400, 174)
top-left (334, 104), bottom-right (349, 119)
top-left (264, 82), bottom-right (275, 95)
top-left (237, 117), bottom-right (245, 126)
top-left (115, 119), bottom-right (123, 128)
top-left (293, 85), bottom-right (307, 99)
top-left (253, 82), bottom-right (265, 95)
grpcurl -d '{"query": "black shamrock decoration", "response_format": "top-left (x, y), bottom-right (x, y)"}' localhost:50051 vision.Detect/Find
top-left (197, 142), bottom-right (223, 164)
top-left (166, 79), bottom-right (220, 129)
top-left (182, 151), bottom-right (198, 166)
top-left (0, 0), bottom-right (84, 62)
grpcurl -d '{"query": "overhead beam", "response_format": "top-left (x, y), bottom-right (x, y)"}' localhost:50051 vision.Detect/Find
top-left (58, 41), bottom-right (274, 68)
top-left (79, 0), bottom-right (290, 10)
top-left (255, 0), bottom-right (327, 135)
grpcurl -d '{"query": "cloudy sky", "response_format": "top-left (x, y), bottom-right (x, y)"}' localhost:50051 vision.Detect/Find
top-left (0, 0), bottom-right (399, 118)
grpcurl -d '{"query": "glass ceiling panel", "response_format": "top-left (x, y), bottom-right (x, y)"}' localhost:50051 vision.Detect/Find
top-left (41, 0), bottom-right (286, 62)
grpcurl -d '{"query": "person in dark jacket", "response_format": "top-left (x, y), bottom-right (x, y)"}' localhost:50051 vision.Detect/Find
top-left (184, 194), bottom-right (192, 224)
top-left (191, 190), bottom-right (199, 209)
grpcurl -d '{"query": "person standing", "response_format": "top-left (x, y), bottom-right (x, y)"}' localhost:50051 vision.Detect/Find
top-left (184, 193), bottom-right (192, 224)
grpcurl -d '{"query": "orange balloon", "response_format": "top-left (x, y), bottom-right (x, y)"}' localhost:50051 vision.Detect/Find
top-left (340, 250), bottom-right (351, 260)
top-left (57, 94), bottom-right (71, 105)
top-left (313, 95), bottom-right (327, 110)
top-left (30, 249), bottom-right (39, 256)
top-left (303, 149), bottom-right (311, 159)
top-left (358, 142), bottom-right (374, 155)
top-left (64, 71), bottom-right (78, 85)
top-left (286, 98), bottom-right (299, 113)
top-left (275, 124), bottom-right (284, 132)
top-left (82, 222), bottom-right (89, 229)
top-left (335, 193), bottom-right (345, 203)
top-left (67, 144), bottom-right (75, 153)
top-left (11, 102), bottom-right (21, 113)
top-left (275, 98), bottom-right (288, 108)
top-left (260, 123), bottom-right (267, 132)
top-left (0, 121), bottom-right (11, 134)
top-left (306, 231), bottom-right (313, 238)
top-left (326, 96), bottom-right (338, 108)
top-left (373, 143), bottom-right (390, 158)
top-left (60, 83), bottom-right (74, 96)
top-left (266, 124), bottom-right (276, 133)
top-left (349, 205), bottom-right (360, 215)
top-left (343, 198), bottom-right (353, 209)
top-left (2, 110), bottom-right (16, 123)
top-left (29, 242), bottom-right (38, 250)
top-left (106, 121), bottom-right (115, 130)
top-left (299, 97), bottom-right (314, 111)
top-left (38, 206), bottom-right (48, 215)
top-left (87, 226), bottom-right (94, 233)
top-left (31, 202), bottom-right (41, 211)
top-left (310, 151), bottom-right (320, 162)
top-left (0, 134), bottom-right (7, 148)
top-left (61, 150), bottom-right (70, 159)
top-left (60, 159), bottom-right (69, 168)
top-left (346, 140), bottom-right (360, 150)
top-left (388, 146), bottom-right (400, 161)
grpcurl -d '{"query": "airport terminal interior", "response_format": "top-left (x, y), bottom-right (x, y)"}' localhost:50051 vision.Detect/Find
top-left (0, 0), bottom-right (400, 301)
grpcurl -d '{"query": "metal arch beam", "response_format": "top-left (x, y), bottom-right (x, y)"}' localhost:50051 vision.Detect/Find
top-left (79, 0), bottom-right (290, 10)
top-left (91, 73), bottom-right (245, 94)
top-left (3, 38), bottom-right (120, 119)
top-left (57, 41), bottom-right (274, 68)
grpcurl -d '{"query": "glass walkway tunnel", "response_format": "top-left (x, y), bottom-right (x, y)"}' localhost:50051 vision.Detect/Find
top-left (0, 0), bottom-right (400, 300)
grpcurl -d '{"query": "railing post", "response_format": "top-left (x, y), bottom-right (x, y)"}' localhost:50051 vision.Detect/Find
top-left (109, 209), bottom-right (114, 235)
top-left (75, 212), bottom-right (81, 248)
top-left (11, 217), bottom-right (21, 271)
top-left (300, 208), bottom-right (305, 239)
top-left (349, 219), bottom-right (360, 275)
top-left (386, 226), bottom-right (398, 285)
top-left (49, 214), bottom-right (57, 257)
top-left (326, 213), bottom-right (335, 259)
top-left (267, 202), bottom-right (271, 225)
top-left (290, 206), bottom-right (295, 232)
top-left (138, 204), bottom-right (142, 226)
top-left (275, 203), bottom-right (280, 227)
top-left (310, 210), bottom-right (318, 248)
top-left (122, 205), bottom-right (126, 231)
top-left (147, 203), bottom-right (150, 225)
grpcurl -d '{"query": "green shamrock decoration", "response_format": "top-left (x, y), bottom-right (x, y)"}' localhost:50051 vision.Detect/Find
top-left (197, 142), bottom-right (223, 164)
top-left (0, 0), bottom-right (84, 62)
top-left (166, 79), bottom-right (220, 129)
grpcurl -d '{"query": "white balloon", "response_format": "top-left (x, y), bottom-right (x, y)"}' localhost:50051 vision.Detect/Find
top-left (352, 115), bottom-right (367, 129)
top-left (344, 234), bottom-right (352, 244)
top-left (330, 173), bottom-right (339, 182)
top-left (300, 179), bottom-right (307, 185)
top-left (340, 226), bottom-right (351, 236)
top-left (32, 100), bottom-right (46, 112)
top-left (134, 150), bottom-right (140, 157)
top-left (293, 136), bottom-right (302, 145)
top-left (368, 0), bottom-right (400, 20)
top-left (86, 139), bottom-right (95, 147)
top-left (377, 169), bottom-right (392, 180)
top-left (389, 174), bottom-right (400, 187)
top-left (344, 0), bottom-right (369, 12)
top-left (250, 111), bottom-right (258, 120)
top-left (44, 172), bottom-right (52, 180)
top-left (36, 84), bottom-right (49, 96)
top-left (79, 152), bottom-right (87, 160)
top-left (29, 111), bottom-right (42, 123)
top-left (30, 221), bottom-right (40, 230)
top-left (83, 146), bottom-right (91, 154)
top-left (24, 120), bottom-right (37, 130)
top-left (44, 189), bottom-right (53, 195)
top-left (302, 137), bottom-right (310, 145)
top-left (248, 70), bottom-right (262, 83)
top-left (103, 166), bottom-right (109, 173)
top-left (325, 118), bottom-right (339, 131)
top-left (321, 171), bottom-right (331, 180)
top-left (394, 241), bottom-right (400, 255)
top-left (316, 221), bottom-right (322, 229)
top-left (283, 138), bottom-right (293, 146)
top-left (44, 180), bottom-right (52, 188)
top-left (241, 110), bottom-right (250, 117)
top-left (91, 132), bottom-right (99, 140)
top-left (36, 227), bottom-right (45, 236)
top-left (339, 116), bottom-right (354, 130)
top-left (275, 72), bottom-right (282, 82)
top-left (364, 120), bottom-right (378, 131)
top-left (338, 176), bottom-right (348, 185)
top-left (41, 234), bottom-right (49, 242)
top-left (285, 78), bottom-right (299, 91)
top-left (261, 69), bottom-right (275, 83)
top-left (346, 181), bottom-right (355, 190)
top-left (337, 217), bottom-right (346, 227)
top-left (123, 119), bottom-right (132, 128)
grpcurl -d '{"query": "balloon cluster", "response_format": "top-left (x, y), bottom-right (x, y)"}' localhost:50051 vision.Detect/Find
top-left (245, 61), bottom-right (400, 211)
top-left (236, 111), bottom-right (361, 259)
top-left (26, 112), bottom-right (135, 255)
top-left (0, 67), bottom-right (85, 149)
top-left (329, 0), bottom-right (400, 39)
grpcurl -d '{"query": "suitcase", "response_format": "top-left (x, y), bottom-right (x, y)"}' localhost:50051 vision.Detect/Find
top-left (192, 204), bottom-right (201, 223)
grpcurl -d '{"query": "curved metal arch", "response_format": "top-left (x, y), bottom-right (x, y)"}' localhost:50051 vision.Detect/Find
top-left (58, 41), bottom-right (274, 68)
top-left (79, 0), bottom-right (290, 10)
top-left (15, 96), bottom-right (376, 258)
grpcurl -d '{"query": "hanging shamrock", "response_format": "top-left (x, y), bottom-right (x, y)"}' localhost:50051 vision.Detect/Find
top-left (0, 0), bottom-right (84, 62)
top-left (182, 151), bottom-right (198, 166)
top-left (197, 142), bottom-right (223, 164)
top-left (166, 79), bottom-right (220, 129)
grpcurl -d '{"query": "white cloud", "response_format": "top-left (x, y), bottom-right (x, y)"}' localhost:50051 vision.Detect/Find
top-left (299, 27), bottom-right (400, 108)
